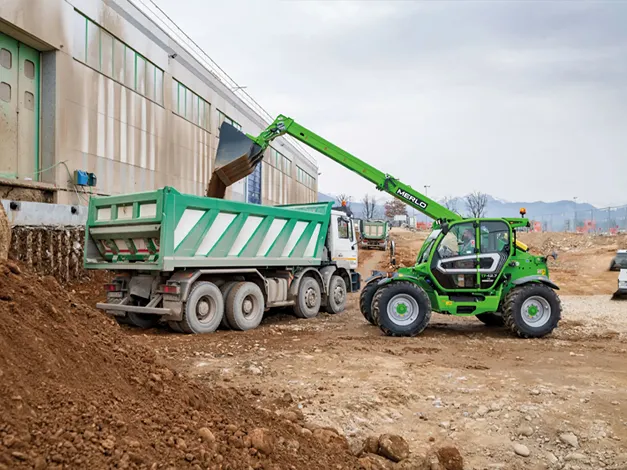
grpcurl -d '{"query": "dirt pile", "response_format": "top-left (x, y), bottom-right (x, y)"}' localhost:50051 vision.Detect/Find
top-left (0, 204), bottom-right (9, 261)
top-left (520, 232), bottom-right (627, 254)
top-left (0, 261), bottom-right (361, 469)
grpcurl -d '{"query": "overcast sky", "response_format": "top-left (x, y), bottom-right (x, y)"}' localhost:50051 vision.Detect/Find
top-left (153, 0), bottom-right (627, 207)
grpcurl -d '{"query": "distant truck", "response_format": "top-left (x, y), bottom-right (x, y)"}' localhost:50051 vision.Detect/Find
top-left (360, 219), bottom-right (390, 251)
top-left (84, 187), bottom-right (360, 334)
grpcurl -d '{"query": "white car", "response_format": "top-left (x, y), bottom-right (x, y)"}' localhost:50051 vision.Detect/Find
top-left (613, 269), bottom-right (627, 299)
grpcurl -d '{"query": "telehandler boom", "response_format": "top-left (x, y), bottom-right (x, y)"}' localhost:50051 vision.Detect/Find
top-left (213, 115), bottom-right (561, 338)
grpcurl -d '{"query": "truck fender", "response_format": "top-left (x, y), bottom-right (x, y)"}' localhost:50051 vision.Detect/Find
top-left (512, 275), bottom-right (560, 290)
top-left (319, 265), bottom-right (337, 294)
top-left (289, 268), bottom-right (325, 300)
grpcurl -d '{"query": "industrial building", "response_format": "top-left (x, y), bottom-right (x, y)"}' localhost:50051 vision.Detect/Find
top-left (0, 0), bottom-right (318, 207)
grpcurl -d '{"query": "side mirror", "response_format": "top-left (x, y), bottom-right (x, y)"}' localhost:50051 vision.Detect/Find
top-left (549, 251), bottom-right (558, 261)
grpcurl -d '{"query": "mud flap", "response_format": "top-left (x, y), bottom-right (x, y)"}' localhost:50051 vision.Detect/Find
top-left (208, 122), bottom-right (264, 198)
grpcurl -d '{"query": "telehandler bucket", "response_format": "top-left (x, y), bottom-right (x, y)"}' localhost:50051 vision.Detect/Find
top-left (207, 123), bottom-right (264, 198)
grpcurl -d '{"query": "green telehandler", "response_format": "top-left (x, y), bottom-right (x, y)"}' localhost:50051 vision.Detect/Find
top-left (213, 115), bottom-right (561, 338)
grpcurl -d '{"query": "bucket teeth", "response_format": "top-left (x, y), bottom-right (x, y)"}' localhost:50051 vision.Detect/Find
top-left (208, 123), bottom-right (264, 199)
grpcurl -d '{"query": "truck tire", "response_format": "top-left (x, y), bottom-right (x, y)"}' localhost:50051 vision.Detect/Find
top-left (372, 281), bottom-right (431, 336)
top-left (325, 275), bottom-right (347, 314)
top-left (502, 284), bottom-right (561, 338)
top-left (293, 276), bottom-right (321, 319)
top-left (219, 281), bottom-right (239, 329)
top-left (475, 313), bottom-right (505, 327)
top-left (359, 280), bottom-right (379, 325)
top-left (225, 282), bottom-right (265, 331)
top-left (179, 282), bottom-right (224, 334)
top-left (127, 312), bottom-right (160, 329)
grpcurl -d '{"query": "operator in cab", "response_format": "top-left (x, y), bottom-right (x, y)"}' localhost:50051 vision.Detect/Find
top-left (459, 229), bottom-right (476, 255)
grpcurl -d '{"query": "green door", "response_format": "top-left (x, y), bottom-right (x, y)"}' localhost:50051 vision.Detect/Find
top-left (0, 32), bottom-right (40, 180)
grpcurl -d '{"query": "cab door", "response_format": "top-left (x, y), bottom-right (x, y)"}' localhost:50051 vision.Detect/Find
top-left (429, 221), bottom-right (479, 290)
top-left (331, 213), bottom-right (357, 270)
top-left (477, 221), bottom-right (512, 289)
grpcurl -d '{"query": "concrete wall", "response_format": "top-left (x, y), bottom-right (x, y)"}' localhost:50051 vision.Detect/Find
top-left (0, 0), bottom-right (318, 206)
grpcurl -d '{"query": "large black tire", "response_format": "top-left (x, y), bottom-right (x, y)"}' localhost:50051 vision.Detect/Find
top-left (293, 276), bottom-right (321, 319)
top-left (372, 281), bottom-right (431, 336)
top-left (126, 312), bottom-right (160, 329)
top-left (325, 275), bottom-right (347, 314)
top-left (225, 282), bottom-right (265, 331)
top-left (502, 284), bottom-right (561, 338)
top-left (359, 280), bottom-right (380, 325)
top-left (219, 281), bottom-right (239, 329)
top-left (476, 313), bottom-right (505, 327)
top-left (179, 282), bottom-right (224, 334)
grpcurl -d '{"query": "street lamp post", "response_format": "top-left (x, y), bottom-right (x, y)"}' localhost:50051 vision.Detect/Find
top-left (573, 197), bottom-right (578, 233)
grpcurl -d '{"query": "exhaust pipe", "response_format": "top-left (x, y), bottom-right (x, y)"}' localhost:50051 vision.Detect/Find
top-left (207, 123), bottom-right (264, 198)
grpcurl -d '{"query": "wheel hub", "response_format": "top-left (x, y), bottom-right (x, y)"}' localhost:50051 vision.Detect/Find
top-left (243, 297), bottom-right (254, 315)
top-left (387, 294), bottom-right (419, 326)
top-left (305, 287), bottom-right (317, 308)
top-left (521, 296), bottom-right (551, 327)
top-left (333, 284), bottom-right (345, 304)
top-left (196, 296), bottom-right (215, 323)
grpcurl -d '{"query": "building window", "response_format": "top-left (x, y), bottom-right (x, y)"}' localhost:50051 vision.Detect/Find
top-left (0, 82), bottom-right (10, 102)
top-left (247, 162), bottom-right (262, 204)
top-left (73, 10), bottom-right (164, 105)
top-left (173, 79), bottom-right (210, 130)
top-left (217, 110), bottom-right (241, 136)
top-left (271, 147), bottom-right (291, 175)
top-left (0, 49), bottom-right (12, 69)
top-left (296, 165), bottom-right (315, 189)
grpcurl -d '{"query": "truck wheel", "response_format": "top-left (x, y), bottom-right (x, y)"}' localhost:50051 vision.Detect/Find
top-left (475, 313), bottom-right (505, 327)
top-left (502, 284), bottom-right (561, 338)
top-left (225, 282), bottom-right (265, 331)
top-left (359, 280), bottom-right (379, 325)
top-left (294, 276), bottom-right (321, 319)
top-left (127, 312), bottom-right (160, 329)
top-left (179, 282), bottom-right (224, 334)
top-left (373, 282), bottom-right (431, 336)
top-left (219, 281), bottom-right (239, 329)
top-left (326, 275), bottom-right (347, 314)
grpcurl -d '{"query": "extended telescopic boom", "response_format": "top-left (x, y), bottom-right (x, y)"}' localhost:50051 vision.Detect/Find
top-left (245, 115), bottom-right (462, 224)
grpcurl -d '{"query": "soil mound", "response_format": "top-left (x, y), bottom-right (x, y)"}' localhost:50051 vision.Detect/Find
top-left (0, 262), bottom-right (359, 469)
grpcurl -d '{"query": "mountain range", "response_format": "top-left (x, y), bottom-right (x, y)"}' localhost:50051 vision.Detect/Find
top-left (319, 192), bottom-right (620, 231)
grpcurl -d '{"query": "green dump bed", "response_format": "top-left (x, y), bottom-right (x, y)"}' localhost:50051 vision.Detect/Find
top-left (362, 220), bottom-right (388, 240)
top-left (84, 187), bottom-right (333, 271)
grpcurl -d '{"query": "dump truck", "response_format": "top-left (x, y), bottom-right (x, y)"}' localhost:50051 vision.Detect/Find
top-left (85, 187), bottom-right (360, 333)
top-left (360, 220), bottom-right (390, 251)
top-left (213, 115), bottom-right (562, 339)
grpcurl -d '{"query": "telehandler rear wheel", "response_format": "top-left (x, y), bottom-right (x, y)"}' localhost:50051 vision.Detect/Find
top-left (372, 282), bottom-right (431, 336)
top-left (359, 280), bottom-right (379, 325)
top-left (475, 313), bottom-right (505, 327)
top-left (502, 284), bottom-right (561, 338)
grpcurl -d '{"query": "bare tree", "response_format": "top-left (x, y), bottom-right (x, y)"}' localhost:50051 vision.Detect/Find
top-left (335, 194), bottom-right (352, 207)
top-left (384, 199), bottom-right (407, 219)
top-left (361, 194), bottom-right (378, 220)
top-left (465, 191), bottom-right (488, 218)
top-left (442, 196), bottom-right (458, 213)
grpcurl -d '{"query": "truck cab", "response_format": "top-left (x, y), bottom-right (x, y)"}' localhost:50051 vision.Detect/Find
top-left (328, 210), bottom-right (358, 271)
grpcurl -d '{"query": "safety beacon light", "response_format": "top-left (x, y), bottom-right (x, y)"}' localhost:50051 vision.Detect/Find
top-left (520, 208), bottom-right (527, 218)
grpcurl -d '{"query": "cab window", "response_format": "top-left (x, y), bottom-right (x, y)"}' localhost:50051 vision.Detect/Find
top-left (480, 221), bottom-right (510, 254)
top-left (338, 218), bottom-right (350, 239)
top-left (437, 222), bottom-right (475, 258)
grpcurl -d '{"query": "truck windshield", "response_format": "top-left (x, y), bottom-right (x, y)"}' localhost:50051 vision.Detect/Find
top-left (418, 230), bottom-right (441, 264)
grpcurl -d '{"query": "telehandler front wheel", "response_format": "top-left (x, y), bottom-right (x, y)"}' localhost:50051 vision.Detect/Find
top-left (502, 284), bottom-right (561, 338)
top-left (372, 282), bottom-right (431, 337)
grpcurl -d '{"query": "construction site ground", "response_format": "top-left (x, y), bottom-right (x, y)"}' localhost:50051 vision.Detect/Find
top-left (123, 230), bottom-right (627, 470)
top-left (2, 228), bottom-right (626, 469)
